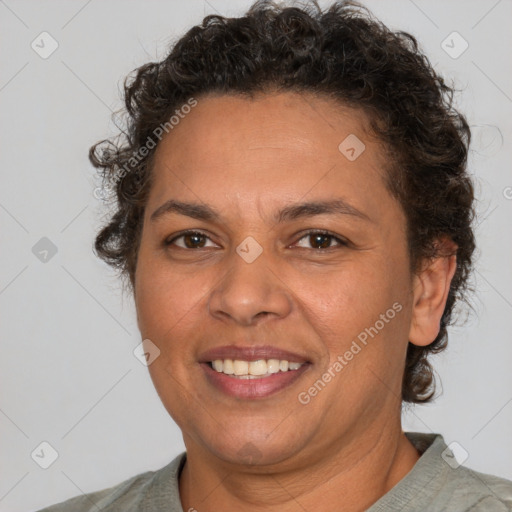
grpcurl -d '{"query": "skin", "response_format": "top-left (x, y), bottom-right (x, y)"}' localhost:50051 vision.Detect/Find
top-left (134, 91), bottom-right (457, 511)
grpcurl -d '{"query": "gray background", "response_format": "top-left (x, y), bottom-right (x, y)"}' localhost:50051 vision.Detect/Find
top-left (1, 0), bottom-right (511, 510)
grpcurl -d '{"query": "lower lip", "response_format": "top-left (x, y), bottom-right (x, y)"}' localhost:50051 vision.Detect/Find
top-left (201, 363), bottom-right (310, 399)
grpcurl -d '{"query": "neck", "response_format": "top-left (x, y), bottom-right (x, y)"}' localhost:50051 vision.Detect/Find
top-left (179, 423), bottom-right (420, 512)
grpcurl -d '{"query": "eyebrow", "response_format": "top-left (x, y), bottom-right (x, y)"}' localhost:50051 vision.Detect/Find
top-left (150, 200), bottom-right (221, 223)
top-left (276, 199), bottom-right (371, 223)
top-left (150, 198), bottom-right (371, 224)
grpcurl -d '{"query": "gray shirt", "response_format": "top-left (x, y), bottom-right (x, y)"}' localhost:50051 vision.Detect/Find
top-left (36, 432), bottom-right (512, 511)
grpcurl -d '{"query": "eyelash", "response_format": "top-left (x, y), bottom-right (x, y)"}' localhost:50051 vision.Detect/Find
top-left (295, 230), bottom-right (349, 249)
top-left (165, 229), bottom-right (348, 251)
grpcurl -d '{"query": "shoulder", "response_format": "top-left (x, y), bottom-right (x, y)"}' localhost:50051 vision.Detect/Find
top-left (442, 465), bottom-right (512, 511)
top-left (370, 433), bottom-right (512, 512)
top-left (36, 472), bottom-right (153, 512)
top-left (408, 432), bottom-right (512, 511)
top-left (35, 453), bottom-right (186, 512)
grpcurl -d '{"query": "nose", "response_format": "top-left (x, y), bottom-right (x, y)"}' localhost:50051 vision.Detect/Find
top-left (208, 249), bottom-right (293, 326)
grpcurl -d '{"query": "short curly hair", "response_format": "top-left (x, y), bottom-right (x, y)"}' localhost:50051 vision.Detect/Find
top-left (90, 0), bottom-right (475, 404)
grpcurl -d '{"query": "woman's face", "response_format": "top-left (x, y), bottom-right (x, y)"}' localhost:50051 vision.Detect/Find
top-left (135, 91), bottom-right (416, 468)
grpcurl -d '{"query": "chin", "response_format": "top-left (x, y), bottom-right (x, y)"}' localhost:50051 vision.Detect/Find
top-left (191, 423), bottom-right (310, 469)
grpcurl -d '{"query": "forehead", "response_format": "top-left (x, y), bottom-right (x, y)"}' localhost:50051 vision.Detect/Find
top-left (148, 91), bottom-right (395, 223)
top-left (155, 91), bottom-right (378, 160)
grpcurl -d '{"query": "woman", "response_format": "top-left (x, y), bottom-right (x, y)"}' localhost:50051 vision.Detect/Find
top-left (38, 0), bottom-right (512, 510)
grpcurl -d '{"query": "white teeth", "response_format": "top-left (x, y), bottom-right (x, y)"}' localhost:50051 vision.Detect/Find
top-left (249, 360), bottom-right (267, 376)
top-left (233, 360), bottom-right (249, 375)
top-left (210, 358), bottom-right (305, 377)
top-left (267, 359), bottom-right (280, 374)
top-left (223, 359), bottom-right (234, 374)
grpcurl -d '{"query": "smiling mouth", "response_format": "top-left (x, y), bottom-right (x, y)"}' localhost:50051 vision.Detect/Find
top-left (208, 358), bottom-right (305, 378)
top-left (199, 345), bottom-right (311, 398)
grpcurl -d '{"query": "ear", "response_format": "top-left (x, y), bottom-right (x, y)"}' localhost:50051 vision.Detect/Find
top-left (409, 239), bottom-right (458, 347)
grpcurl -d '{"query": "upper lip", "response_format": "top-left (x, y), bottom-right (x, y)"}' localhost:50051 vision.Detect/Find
top-left (198, 345), bottom-right (309, 364)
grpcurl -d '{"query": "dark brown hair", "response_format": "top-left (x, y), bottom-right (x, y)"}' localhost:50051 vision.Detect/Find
top-left (90, 0), bottom-right (475, 403)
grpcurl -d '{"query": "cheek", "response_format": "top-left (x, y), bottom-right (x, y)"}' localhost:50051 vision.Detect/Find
top-left (304, 264), bottom-right (394, 330)
top-left (134, 247), bottom-right (206, 340)
top-left (305, 254), bottom-right (411, 365)
top-left (302, 268), bottom-right (410, 414)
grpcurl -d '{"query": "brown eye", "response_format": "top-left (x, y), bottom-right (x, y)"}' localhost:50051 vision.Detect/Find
top-left (166, 231), bottom-right (216, 249)
top-left (295, 231), bottom-right (347, 250)
top-left (309, 233), bottom-right (332, 249)
top-left (183, 233), bottom-right (206, 248)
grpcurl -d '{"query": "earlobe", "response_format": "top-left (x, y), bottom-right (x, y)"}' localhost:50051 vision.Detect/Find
top-left (409, 242), bottom-right (457, 347)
